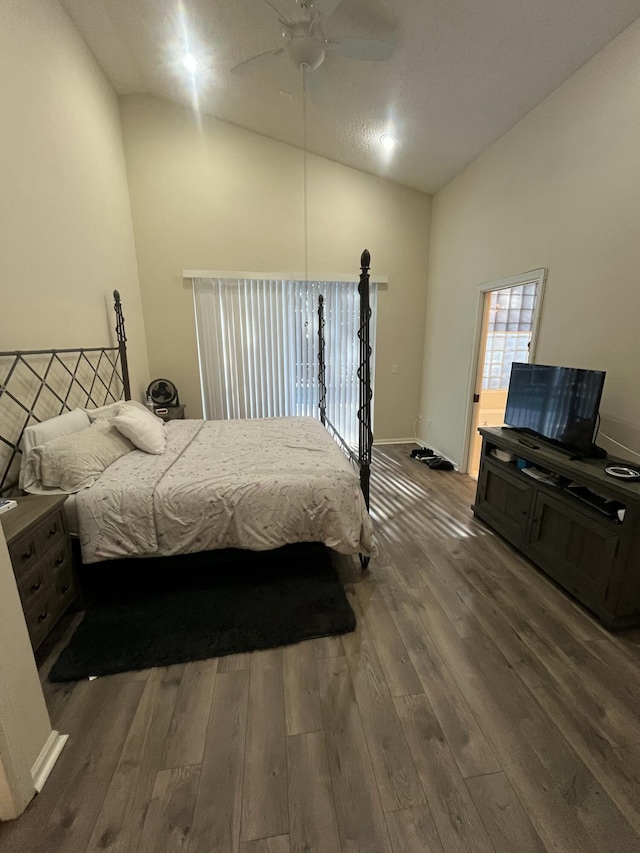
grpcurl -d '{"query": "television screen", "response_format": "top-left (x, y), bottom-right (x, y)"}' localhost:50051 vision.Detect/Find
top-left (504, 363), bottom-right (605, 455)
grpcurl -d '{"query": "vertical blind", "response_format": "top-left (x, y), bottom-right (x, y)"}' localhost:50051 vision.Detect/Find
top-left (193, 277), bottom-right (377, 446)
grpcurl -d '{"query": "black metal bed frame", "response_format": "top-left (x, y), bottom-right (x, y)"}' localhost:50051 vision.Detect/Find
top-left (0, 291), bottom-right (130, 496)
top-left (1, 253), bottom-right (374, 565)
top-left (318, 250), bottom-right (373, 567)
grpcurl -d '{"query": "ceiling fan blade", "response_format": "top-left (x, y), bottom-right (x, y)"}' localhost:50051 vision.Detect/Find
top-left (261, 0), bottom-right (292, 26)
top-left (327, 37), bottom-right (395, 61)
top-left (231, 48), bottom-right (285, 76)
top-left (308, 0), bottom-right (343, 15)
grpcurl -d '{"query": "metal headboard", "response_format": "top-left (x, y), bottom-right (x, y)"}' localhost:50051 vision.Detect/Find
top-left (0, 290), bottom-right (130, 496)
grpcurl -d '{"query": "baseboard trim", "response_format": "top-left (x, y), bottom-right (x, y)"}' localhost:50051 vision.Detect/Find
top-left (31, 731), bottom-right (68, 793)
top-left (372, 436), bottom-right (461, 470)
top-left (373, 438), bottom-right (416, 446)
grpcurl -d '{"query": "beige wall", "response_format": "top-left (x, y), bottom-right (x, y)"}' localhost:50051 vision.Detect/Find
top-left (420, 19), bottom-right (640, 466)
top-left (120, 95), bottom-right (431, 440)
top-left (0, 528), bottom-right (52, 819)
top-left (0, 0), bottom-right (149, 398)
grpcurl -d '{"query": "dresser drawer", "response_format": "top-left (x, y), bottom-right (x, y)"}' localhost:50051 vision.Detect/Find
top-left (51, 560), bottom-right (75, 611)
top-left (8, 531), bottom-right (40, 580)
top-left (8, 509), bottom-right (67, 580)
top-left (35, 510), bottom-right (66, 559)
top-left (16, 542), bottom-right (72, 606)
top-left (17, 562), bottom-right (50, 610)
top-left (24, 591), bottom-right (57, 650)
top-left (4, 496), bottom-right (75, 651)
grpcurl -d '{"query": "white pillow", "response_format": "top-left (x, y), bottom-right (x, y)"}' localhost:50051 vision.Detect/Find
top-left (84, 399), bottom-right (151, 421)
top-left (19, 408), bottom-right (91, 489)
top-left (112, 406), bottom-right (166, 454)
top-left (22, 419), bottom-right (134, 494)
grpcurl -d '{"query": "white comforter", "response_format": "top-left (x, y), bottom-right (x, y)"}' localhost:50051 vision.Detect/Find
top-left (76, 417), bottom-right (376, 563)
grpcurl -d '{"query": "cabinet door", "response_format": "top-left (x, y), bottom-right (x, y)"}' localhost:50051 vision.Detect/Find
top-left (475, 460), bottom-right (534, 543)
top-left (528, 491), bottom-right (620, 605)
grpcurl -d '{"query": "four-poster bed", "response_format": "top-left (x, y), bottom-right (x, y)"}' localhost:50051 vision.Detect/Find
top-left (0, 250), bottom-right (376, 567)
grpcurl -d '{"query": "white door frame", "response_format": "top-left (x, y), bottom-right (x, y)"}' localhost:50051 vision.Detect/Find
top-left (460, 268), bottom-right (547, 474)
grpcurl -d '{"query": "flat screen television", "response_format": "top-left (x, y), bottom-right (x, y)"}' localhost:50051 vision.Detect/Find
top-left (504, 363), bottom-right (606, 456)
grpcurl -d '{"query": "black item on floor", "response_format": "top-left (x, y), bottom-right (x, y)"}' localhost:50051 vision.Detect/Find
top-left (428, 458), bottom-right (454, 470)
top-left (48, 543), bottom-right (355, 682)
top-left (411, 446), bottom-right (432, 458)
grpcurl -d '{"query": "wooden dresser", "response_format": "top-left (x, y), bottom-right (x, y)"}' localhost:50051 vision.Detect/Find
top-left (1, 495), bottom-right (76, 651)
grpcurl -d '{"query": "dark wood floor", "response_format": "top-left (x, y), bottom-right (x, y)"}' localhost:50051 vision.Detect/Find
top-left (2, 444), bottom-right (640, 853)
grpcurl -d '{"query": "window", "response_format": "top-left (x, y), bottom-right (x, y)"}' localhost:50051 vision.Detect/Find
top-left (193, 276), bottom-right (377, 446)
top-left (482, 283), bottom-right (537, 390)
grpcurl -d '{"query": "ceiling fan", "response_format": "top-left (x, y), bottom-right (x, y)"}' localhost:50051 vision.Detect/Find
top-left (231, 0), bottom-right (395, 76)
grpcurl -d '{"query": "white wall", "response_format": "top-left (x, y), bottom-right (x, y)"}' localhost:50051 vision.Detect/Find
top-left (0, 0), bottom-right (149, 397)
top-left (120, 95), bottom-right (431, 441)
top-left (420, 19), bottom-right (640, 466)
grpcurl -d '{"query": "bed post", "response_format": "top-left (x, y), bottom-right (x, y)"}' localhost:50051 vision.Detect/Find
top-left (317, 294), bottom-right (327, 426)
top-left (113, 290), bottom-right (131, 401)
top-left (358, 250), bottom-right (373, 568)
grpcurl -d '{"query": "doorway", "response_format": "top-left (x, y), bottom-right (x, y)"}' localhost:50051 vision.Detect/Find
top-left (465, 269), bottom-right (546, 478)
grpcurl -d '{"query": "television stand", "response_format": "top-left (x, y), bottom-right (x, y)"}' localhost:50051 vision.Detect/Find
top-left (473, 426), bottom-right (640, 630)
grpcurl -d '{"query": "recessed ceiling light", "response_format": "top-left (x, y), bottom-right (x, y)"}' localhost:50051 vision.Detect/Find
top-left (183, 54), bottom-right (199, 73)
top-left (380, 133), bottom-right (398, 151)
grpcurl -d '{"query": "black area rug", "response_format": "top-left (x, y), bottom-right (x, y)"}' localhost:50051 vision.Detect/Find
top-left (49, 543), bottom-right (355, 682)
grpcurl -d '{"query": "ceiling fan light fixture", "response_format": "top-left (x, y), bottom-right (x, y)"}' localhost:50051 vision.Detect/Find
top-left (288, 35), bottom-right (326, 70)
top-left (380, 133), bottom-right (398, 151)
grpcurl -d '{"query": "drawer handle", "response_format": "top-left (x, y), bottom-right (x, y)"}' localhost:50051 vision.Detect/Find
top-left (48, 524), bottom-right (58, 537)
top-left (22, 547), bottom-right (33, 561)
top-left (55, 555), bottom-right (64, 567)
top-left (61, 584), bottom-right (70, 593)
top-left (31, 582), bottom-right (42, 593)
top-left (38, 611), bottom-right (48, 622)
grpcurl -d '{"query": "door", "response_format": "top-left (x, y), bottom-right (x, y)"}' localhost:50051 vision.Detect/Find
top-left (465, 270), bottom-right (546, 478)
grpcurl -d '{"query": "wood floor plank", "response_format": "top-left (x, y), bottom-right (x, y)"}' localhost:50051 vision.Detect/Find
top-left (384, 805), bottom-right (445, 853)
top-left (533, 684), bottom-right (640, 837)
top-left (137, 765), bottom-right (200, 853)
top-left (440, 553), bottom-right (551, 690)
top-left (287, 731), bottom-right (341, 853)
top-left (283, 641), bottom-right (323, 736)
top-left (378, 577), bottom-right (502, 779)
top-left (354, 580), bottom-right (423, 697)
top-left (189, 669), bottom-right (250, 853)
top-left (85, 665), bottom-right (184, 853)
top-left (218, 653), bottom-right (252, 672)
top-left (0, 678), bottom-right (144, 853)
top-left (563, 638), bottom-right (640, 718)
top-left (241, 648), bottom-right (288, 842)
top-left (409, 589), bottom-right (603, 853)
top-left (342, 587), bottom-right (426, 812)
top-left (162, 659), bottom-right (217, 769)
top-left (480, 576), bottom-right (640, 748)
top-left (316, 656), bottom-right (392, 853)
top-left (461, 633), bottom-right (640, 853)
top-left (394, 694), bottom-right (495, 853)
top-left (465, 772), bottom-right (548, 853)
top-left (310, 635), bottom-right (345, 659)
top-left (239, 836), bottom-right (290, 853)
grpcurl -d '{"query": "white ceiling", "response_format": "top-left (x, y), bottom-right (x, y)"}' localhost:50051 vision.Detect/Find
top-left (60, 0), bottom-right (640, 194)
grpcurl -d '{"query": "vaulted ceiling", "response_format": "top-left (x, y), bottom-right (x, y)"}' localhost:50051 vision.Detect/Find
top-left (61, 0), bottom-right (640, 193)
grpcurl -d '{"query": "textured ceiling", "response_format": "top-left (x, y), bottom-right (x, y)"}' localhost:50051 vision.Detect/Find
top-left (60, 0), bottom-right (640, 193)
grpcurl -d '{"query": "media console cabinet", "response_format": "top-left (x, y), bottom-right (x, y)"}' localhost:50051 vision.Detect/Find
top-left (473, 426), bottom-right (640, 629)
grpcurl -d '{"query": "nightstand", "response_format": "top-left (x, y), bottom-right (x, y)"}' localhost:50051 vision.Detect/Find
top-left (154, 404), bottom-right (185, 422)
top-left (1, 495), bottom-right (75, 651)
